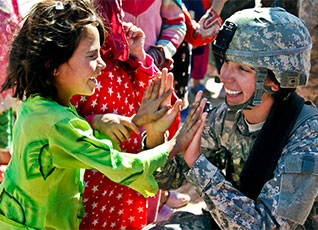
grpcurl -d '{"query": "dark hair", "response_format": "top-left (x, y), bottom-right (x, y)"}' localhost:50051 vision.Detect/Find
top-left (1, 0), bottom-right (105, 100)
top-left (267, 70), bottom-right (296, 101)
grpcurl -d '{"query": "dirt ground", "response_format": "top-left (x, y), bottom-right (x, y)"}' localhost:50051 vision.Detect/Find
top-left (173, 183), bottom-right (207, 215)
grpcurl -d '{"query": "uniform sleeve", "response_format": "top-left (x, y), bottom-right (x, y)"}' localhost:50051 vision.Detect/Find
top-left (155, 0), bottom-right (186, 60)
top-left (47, 117), bottom-right (169, 197)
top-left (185, 117), bottom-right (318, 229)
top-left (153, 153), bottom-right (189, 190)
top-left (153, 106), bottom-right (221, 190)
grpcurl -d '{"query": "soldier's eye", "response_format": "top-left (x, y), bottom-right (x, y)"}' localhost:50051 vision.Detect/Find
top-left (239, 65), bottom-right (251, 72)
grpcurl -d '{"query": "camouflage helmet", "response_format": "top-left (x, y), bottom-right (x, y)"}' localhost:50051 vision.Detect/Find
top-left (212, 7), bottom-right (312, 109)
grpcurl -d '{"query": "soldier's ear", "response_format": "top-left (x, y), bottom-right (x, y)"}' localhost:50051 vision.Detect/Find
top-left (270, 83), bottom-right (279, 92)
top-left (271, 82), bottom-right (279, 92)
top-left (264, 77), bottom-right (279, 92)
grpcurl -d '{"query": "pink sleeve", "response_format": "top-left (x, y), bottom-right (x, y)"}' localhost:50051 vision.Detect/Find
top-left (133, 54), bottom-right (158, 105)
top-left (135, 54), bottom-right (158, 79)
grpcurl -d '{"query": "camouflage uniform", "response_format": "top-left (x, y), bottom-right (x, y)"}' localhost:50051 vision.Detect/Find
top-left (148, 102), bottom-right (318, 229)
top-left (144, 8), bottom-right (318, 229)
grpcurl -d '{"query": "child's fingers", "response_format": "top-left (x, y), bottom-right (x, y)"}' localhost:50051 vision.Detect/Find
top-left (127, 25), bottom-right (137, 38)
top-left (129, 27), bottom-right (144, 39)
top-left (190, 116), bottom-right (203, 135)
top-left (107, 132), bottom-right (121, 144)
top-left (122, 22), bottom-right (133, 34)
top-left (113, 128), bottom-right (127, 143)
top-left (184, 112), bottom-right (207, 156)
top-left (151, 89), bottom-right (173, 120)
top-left (143, 79), bottom-right (155, 99)
top-left (155, 70), bottom-right (162, 80)
top-left (184, 90), bottom-right (203, 122)
top-left (123, 119), bottom-right (140, 135)
top-left (156, 89), bottom-right (172, 107)
top-left (184, 112), bottom-right (207, 155)
top-left (123, 23), bottom-right (138, 38)
top-left (145, 71), bottom-right (162, 97)
top-left (159, 68), bottom-right (168, 95)
top-left (123, 22), bottom-right (145, 41)
top-left (183, 91), bottom-right (205, 124)
top-left (122, 21), bottom-right (129, 31)
top-left (168, 99), bottom-right (182, 118)
top-left (153, 106), bottom-right (169, 121)
top-left (183, 97), bottom-right (206, 132)
top-left (160, 72), bottom-right (174, 107)
top-left (150, 78), bottom-right (161, 100)
top-left (166, 72), bottom-right (174, 91)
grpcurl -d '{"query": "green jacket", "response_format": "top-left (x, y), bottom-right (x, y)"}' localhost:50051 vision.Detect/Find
top-left (0, 95), bottom-right (168, 229)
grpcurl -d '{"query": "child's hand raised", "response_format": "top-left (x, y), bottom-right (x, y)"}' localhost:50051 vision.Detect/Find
top-left (123, 22), bottom-right (146, 63)
top-left (92, 114), bottom-right (140, 144)
top-left (143, 69), bottom-right (182, 148)
top-left (132, 71), bottom-right (174, 127)
top-left (145, 69), bottom-right (181, 133)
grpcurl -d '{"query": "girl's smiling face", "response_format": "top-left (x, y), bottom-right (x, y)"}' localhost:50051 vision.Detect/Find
top-left (219, 61), bottom-right (256, 106)
top-left (54, 24), bottom-right (106, 106)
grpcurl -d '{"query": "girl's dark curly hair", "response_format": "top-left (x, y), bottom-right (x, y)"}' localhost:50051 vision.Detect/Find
top-left (1, 0), bottom-right (105, 100)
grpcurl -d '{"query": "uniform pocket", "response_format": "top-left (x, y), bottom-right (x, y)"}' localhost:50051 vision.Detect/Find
top-left (276, 154), bottom-right (318, 224)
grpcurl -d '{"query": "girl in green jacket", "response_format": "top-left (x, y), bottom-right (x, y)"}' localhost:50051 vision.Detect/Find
top-left (0, 0), bottom-right (206, 229)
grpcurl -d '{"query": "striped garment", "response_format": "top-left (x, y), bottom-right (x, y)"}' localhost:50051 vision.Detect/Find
top-left (122, 0), bottom-right (186, 60)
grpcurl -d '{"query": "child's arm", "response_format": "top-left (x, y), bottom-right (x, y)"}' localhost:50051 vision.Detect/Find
top-left (183, 0), bottom-right (224, 48)
top-left (122, 22), bottom-right (159, 106)
top-left (92, 70), bottom-right (177, 139)
top-left (92, 114), bottom-right (139, 144)
top-left (48, 115), bottom-right (168, 198)
top-left (47, 92), bottom-right (205, 197)
top-left (123, 22), bottom-right (146, 65)
top-left (147, 0), bottom-right (186, 70)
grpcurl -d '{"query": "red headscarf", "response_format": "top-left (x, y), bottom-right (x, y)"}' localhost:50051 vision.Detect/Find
top-left (95, 0), bottom-right (129, 62)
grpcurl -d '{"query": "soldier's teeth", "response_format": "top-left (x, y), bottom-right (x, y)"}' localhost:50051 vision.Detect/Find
top-left (225, 88), bottom-right (241, 95)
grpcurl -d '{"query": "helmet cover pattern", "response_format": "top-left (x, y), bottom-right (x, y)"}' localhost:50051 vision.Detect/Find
top-left (224, 7), bottom-right (312, 88)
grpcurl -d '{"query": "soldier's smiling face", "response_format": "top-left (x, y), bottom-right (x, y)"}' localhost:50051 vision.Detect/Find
top-left (219, 61), bottom-right (256, 106)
